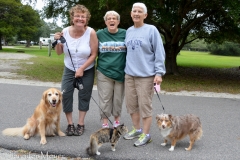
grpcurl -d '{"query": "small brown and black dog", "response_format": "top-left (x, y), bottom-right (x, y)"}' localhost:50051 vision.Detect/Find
top-left (156, 114), bottom-right (202, 151)
top-left (2, 88), bottom-right (65, 145)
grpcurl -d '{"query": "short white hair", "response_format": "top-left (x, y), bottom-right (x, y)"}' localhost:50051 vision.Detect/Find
top-left (103, 11), bottom-right (120, 21)
top-left (132, 2), bottom-right (147, 14)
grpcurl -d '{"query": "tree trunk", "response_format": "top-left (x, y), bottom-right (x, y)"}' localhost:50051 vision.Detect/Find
top-left (25, 40), bottom-right (31, 47)
top-left (164, 43), bottom-right (179, 75)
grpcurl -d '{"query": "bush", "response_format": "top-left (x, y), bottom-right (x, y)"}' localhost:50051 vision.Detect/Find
top-left (207, 42), bottom-right (240, 56)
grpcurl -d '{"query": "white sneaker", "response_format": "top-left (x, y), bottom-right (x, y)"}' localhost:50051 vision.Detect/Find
top-left (134, 133), bottom-right (152, 147)
top-left (102, 123), bottom-right (109, 128)
top-left (113, 121), bottom-right (120, 128)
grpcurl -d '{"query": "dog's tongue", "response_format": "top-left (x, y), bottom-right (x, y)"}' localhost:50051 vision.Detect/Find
top-left (52, 103), bottom-right (56, 107)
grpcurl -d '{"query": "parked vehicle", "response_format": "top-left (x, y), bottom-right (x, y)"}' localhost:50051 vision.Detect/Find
top-left (39, 37), bottom-right (51, 46)
top-left (39, 35), bottom-right (55, 46)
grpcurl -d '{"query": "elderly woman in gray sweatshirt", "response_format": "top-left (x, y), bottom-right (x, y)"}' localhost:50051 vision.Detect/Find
top-left (123, 2), bottom-right (166, 147)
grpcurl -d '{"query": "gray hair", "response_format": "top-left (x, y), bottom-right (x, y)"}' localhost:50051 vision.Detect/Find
top-left (103, 11), bottom-right (120, 21)
top-left (132, 2), bottom-right (147, 14)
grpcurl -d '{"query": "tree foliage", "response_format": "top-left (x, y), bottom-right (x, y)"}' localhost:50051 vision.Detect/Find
top-left (0, 0), bottom-right (22, 49)
top-left (36, 0), bottom-right (240, 74)
top-left (17, 4), bottom-right (42, 47)
top-left (0, 0), bottom-right (42, 49)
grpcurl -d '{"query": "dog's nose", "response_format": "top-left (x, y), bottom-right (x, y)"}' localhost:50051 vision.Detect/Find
top-left (162, 125), bottom-right (165, 129)
top-left (52, 99), bottom-right (56, 103)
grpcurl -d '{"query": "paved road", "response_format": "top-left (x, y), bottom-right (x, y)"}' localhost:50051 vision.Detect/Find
top-left (0, 83), bottom-right (240, 160)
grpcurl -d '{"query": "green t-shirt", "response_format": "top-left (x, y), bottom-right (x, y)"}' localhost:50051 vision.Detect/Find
top-left (96, 28), bottom-right (126, 82)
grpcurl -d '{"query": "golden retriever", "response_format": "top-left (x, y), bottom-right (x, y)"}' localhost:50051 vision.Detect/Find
top-left (156, 114), bottom-right (202, 151)
top-left (2, 88), bottom-right (65, 145)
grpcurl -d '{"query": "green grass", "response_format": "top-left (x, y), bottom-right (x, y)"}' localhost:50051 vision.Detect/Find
top-left (164, 51), bottom-right (240, 94)
top-left (0, 46), bottom-right (239, 94)
top-left (178, 51), bottom-right (240, 68)
top-left (1, 46), bottom-right (64, 82)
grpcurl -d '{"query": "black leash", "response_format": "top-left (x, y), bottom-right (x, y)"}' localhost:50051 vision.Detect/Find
top-left (89, 93), bottom-right (113, 126)
top-left (154, 83), bottom-right (165, 113)
top-left (59, 37), bottom-right (113, 126)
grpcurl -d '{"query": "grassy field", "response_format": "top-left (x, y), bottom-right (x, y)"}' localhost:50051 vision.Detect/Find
top-left (0, 46), bottom-right (240, 94)
top-left (178, 51), bottom-right (240, 68)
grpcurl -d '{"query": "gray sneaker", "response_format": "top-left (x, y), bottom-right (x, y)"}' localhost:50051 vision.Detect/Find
top-left (123, 127), bottom-right (142, 140)
top-left (134, 133), bottom-right (152, 147)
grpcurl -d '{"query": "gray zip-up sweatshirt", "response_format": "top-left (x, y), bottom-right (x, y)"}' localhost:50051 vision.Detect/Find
top-left (125, 24), bottom-right (166, 77)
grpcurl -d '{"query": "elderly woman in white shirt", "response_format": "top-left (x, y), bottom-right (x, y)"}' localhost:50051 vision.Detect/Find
top-left (54, 4), bottom-right (98, 136)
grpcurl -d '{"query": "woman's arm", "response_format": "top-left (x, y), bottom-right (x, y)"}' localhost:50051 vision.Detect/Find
top-left (54, 32), bottom-right (64, 55)
top-left (55, 43), bottom-right (64, 55)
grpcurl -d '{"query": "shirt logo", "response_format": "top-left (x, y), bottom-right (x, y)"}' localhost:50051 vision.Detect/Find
top-left (99, 42), bottom-right (126, 53)
top-left (126, 40), bottom-right (142, 50)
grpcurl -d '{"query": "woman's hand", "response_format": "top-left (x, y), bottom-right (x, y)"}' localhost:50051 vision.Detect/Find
top-left (154, 75), bottom-right (163, 85)
top-left (54, 32), bottom-right (62, 40)
top-left (75, 67), bottom-right (84, 78)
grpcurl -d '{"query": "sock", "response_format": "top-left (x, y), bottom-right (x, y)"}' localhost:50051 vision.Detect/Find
top-left (136, 128), bottom-right (142, 132)
top-left (146, 134), bottom-right (150, 137)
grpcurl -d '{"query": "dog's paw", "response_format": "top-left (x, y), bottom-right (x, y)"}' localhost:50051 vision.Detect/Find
top-left (40, 138), bottom-right (47, 145)
top-left (111, 148), bottom-right (116, 152)
top-left (185, 147), bottom-right (191, 151)
top-left (169, 146), bottom-right (174, 152)
top-left (96, 151), bottom-right (101, 155)
top-left (23, 134), bottom-right (30, 140)
top-left (48, 134), bottom-right (55, 137)
top-left (161, 143), bottom-right (166, 146)
top-left (58, 131), bottom-right (66, 137)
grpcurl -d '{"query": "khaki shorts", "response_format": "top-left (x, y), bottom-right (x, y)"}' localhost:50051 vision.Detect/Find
top-left (97, 70), bottom-right (124, 118)
top-left (125, 74), bottom-right (154, 118)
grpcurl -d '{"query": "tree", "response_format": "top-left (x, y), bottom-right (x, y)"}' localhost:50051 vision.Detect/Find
top-left (17, 4), bottom-right (42, 47)
top-left (35, 0), bottom-right (240, 74)
top-left (144, 0), bottom-right (240, 74)
top-left (0, 0), bottom-right (22, 49)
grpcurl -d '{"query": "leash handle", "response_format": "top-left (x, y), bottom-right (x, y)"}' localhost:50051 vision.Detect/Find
top-left (154, 83), bottom-right (165, 113)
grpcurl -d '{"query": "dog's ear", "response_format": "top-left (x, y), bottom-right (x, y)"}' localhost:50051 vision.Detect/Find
top-left (156, 114), bottom-right (160, 120)
top-left (42, 89), bottom-right (49, 103)
top-left (42, 90), bottom-right (47, 100)
top-left (57, 89), bottom-right (62, 102)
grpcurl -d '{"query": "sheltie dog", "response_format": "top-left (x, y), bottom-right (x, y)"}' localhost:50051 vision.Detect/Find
top-left (156, 114), bottom-right (202, 151)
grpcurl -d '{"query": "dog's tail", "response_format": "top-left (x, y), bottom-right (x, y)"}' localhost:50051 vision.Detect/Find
top-left (86, 136), bottom-right (98, 155)
top-left (196, 126), bottom-right (203, 140)
top-left (2, 127), bottom-right (23, 137)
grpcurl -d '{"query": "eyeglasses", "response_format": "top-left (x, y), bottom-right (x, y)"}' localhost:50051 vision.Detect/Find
top-left (107, 17), bottom-right (117, 21)
top-left (74, 15), bottom-right (87, 19)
